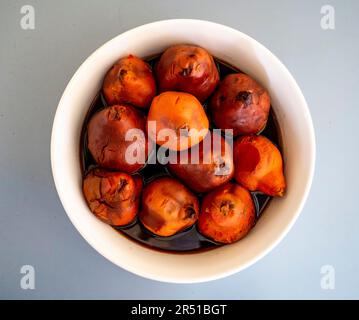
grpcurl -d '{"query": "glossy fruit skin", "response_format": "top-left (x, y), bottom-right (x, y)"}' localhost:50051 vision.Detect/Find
top-left (233, 135), bottom-right (286, 196)
top-left (139, 177), bottom-right (199, 237)
top-left (147, 91), bottom-right (209, 151)
top-left (156, 45), bottom-right (219, 102)
top-left (209, 73), bottom-right (270, 136)
top-left (87, 105), bottom-right (152, 173)
top-left (168, 131), bottom-right (234, 193)
top-left (83, 168), bottom-right (143, 226)
top-left (103, 55), bottom-right (156, 109)
top-left (198, 183), bottom-right (256, 244)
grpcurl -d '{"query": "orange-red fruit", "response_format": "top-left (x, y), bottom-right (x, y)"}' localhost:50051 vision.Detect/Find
top-left (156, 45), bottom-right (219, 102)
top-left (147, 91), bottom-right (209, 151)
top-left (83, 168), bottom-right (142, 226)
top-left (233, 135), bottom-right (286, 196)
top-left (168, 131), bottom-right (234, 193)
top-left (87, 105), bottom-right (152, 173)
top-left (103, 55), bottom-right (156, 109)
top-left (198, 183), bottom-right (256, 244)
top-left (139, 177), bottom-right (199, 237)
top-left (210, 73), bottom-right (270, 135)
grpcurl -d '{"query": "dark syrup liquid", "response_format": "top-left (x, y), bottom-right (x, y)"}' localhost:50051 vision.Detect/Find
top-left (80, 55), bottom-right (281, 253)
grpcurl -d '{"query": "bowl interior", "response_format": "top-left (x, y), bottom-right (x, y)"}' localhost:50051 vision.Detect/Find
top-left (51, 19), bottom-right (315, 283)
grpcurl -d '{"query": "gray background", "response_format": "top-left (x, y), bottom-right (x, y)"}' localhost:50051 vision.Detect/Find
top-left (0, 0), bottom-right (358, 299)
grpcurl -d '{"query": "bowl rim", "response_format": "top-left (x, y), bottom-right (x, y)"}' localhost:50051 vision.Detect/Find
top-left (51, 19), bottom-right (316, 283)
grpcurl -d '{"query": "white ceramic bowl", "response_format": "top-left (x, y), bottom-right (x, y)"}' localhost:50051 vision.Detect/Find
top-left (51, 19), bottom-right (315, 283)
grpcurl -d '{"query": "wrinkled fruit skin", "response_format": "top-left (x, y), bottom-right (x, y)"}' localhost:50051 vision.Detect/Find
top-left (233, 135), bottom-right (286, 196)
top-left (198, 183), bottom-right (256, 244)
top-left (103, 55), bottom-right (156, 109)
top-left (210, 73), bottom-right (270, 136)
top-left (168, 132), bottom-right (234, 193)
top-left (83, 168), bottom-right (143, 226)
top-left (87, 105), bottom-right (152, 173)
top-left (147, 91), bottom-right (209, 151)
top-left (156, 45), bottom-right (219, 102)
top-left (139, 177), bottom-right (199, 237)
